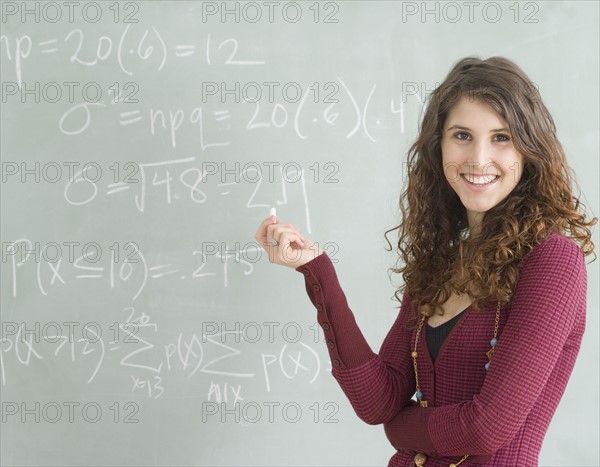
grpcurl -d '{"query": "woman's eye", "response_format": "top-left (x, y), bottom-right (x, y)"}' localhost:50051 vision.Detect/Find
top-left (452, 132), bottom-right (511, 142)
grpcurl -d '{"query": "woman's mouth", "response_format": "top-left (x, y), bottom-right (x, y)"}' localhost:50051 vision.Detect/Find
top-left (460, 173), bottom-right (500, 188)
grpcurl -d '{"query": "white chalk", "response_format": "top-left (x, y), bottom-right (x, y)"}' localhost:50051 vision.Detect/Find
top-left (270, 207), bottom-right (276, 223)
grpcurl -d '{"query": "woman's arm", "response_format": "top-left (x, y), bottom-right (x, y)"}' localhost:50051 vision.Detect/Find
top-left (382, 232), bottom-right (587, 457)
top-left (255, 213), bottom-right (415, 424)
top-left (295, 252), bottom-right (416, 424)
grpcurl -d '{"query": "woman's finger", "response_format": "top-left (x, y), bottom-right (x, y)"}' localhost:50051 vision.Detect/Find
top-left (268, 230), bottom-right (306, 250)
top-left (267, 223), bottom-right (306, 242)
top-left (265, 226), bottom-right (306, 248)
top-left (254, 215), bottom-right (276, 238)
top-left (255, 217), bottom-right (278, 249)
top-left (268, 231), bottom-right (308, 266)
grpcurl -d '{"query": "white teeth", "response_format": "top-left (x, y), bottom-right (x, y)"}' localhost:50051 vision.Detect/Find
top-left (463, 174), bottom-right (499, 185)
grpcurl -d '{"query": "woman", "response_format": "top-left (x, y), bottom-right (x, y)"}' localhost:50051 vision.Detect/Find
top-left (254, 56), bottom-right (597, 466)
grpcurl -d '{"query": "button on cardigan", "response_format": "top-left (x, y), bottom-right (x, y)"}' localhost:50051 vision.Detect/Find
top-left (295, 230), bottom-right (587, 466)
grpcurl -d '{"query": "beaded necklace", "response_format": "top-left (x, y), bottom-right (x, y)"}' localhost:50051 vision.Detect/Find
top-left (411, 300), bottom-right (501, 467)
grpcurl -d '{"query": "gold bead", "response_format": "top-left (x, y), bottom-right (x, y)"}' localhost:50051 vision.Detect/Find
top-left (414, 452), bottom-right (427, 466)
top-left (411, 351), bottom-right (418, 358)
top-left (450, 464), bottom-right (456, 467)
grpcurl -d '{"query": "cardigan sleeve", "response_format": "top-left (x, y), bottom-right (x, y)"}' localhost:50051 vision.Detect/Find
top-left (295, 252), bottom-right (416, 425)
top-left (382, 233), bottom-right (587, 457)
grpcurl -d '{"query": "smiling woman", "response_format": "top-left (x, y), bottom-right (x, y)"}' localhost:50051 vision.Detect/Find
top-left (441, 98), bottom-right (525, 238)
top-left (255, 56), bottom-right (597, 467)
top-left (390, 57), bottom-right (597, 319)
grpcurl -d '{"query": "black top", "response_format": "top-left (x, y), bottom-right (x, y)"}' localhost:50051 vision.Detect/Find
top-left (426, 309), bottom-right (467, 363)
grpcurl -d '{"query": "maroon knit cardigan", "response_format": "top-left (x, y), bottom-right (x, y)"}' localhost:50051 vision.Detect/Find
top-left (295, 230), bottom-right (587, 466)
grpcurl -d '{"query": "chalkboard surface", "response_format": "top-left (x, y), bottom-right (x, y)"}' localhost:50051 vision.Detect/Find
top-left (1, 1), bottom-right (598, 466)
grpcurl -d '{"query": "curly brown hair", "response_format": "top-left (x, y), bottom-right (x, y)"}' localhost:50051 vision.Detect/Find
top-left (384, 56), bottom-right (597, 327)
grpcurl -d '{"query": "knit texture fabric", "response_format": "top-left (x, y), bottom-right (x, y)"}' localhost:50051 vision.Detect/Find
top-left (295, 230), bottom-right (586, 467)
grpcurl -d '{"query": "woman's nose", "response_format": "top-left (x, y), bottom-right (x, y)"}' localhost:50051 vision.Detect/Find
top-left (465, 141), bottom-right (492, 173)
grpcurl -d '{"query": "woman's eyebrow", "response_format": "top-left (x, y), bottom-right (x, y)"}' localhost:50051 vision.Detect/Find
top-left (446, 124), bottom-right (510, 132)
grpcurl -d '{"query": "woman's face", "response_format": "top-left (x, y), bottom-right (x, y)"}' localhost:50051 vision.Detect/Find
top-left (441, 97), bottom-right (524, 233)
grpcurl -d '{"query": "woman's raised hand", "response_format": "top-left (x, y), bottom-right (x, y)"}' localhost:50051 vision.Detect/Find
top-left (254, 215), bottom-right (324, 269)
